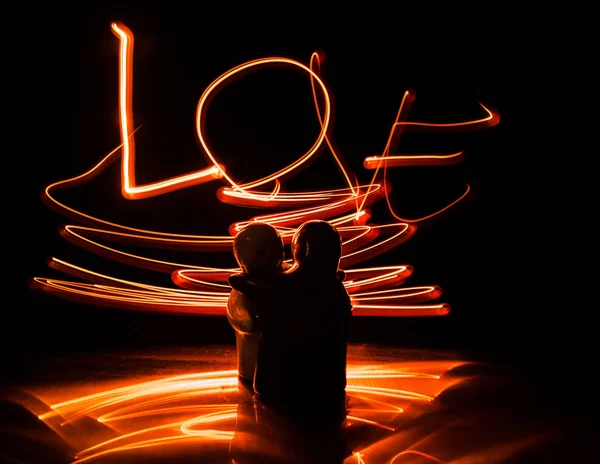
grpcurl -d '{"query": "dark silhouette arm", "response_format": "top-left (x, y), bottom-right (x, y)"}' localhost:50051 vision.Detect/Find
top-left (228, 274), bottom-right (262, 298)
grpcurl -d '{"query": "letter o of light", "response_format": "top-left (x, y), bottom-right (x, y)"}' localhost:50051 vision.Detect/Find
top-left (195, 57), bottom-right (331, 192)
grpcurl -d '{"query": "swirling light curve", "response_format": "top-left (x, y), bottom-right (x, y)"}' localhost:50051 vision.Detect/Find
top-left (27, 350), bottom-right (469, 464)
top-left (30, 21), bottom-right (500, 317)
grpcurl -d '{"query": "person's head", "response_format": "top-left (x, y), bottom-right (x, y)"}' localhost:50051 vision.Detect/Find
top-left (233, 222), bottom-right (284, 274)
top-left (291, 220), bottom-right (343, 273)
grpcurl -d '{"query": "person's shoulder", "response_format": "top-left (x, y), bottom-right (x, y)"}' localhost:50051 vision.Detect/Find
top-left (228, 273), bottom-right (260, 297)
top-left (228, 273), bottom-right (246, 288)
top-left (229, 271), bottom-right (288, 297)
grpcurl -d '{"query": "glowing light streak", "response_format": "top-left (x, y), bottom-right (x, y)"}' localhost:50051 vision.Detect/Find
top-left (31, 359), bottom-right (467, 463)
top-left (346, 385), bottom-right (434, 402)
top-left (111, 23), bottom-right (223, 200)
top-left (390, 450), bottom-right (445, 463)
top-left (227, 183), bottom-right (386, 231)
top-left (98, 403), bottom-right (234, 423)
top-left (32, 261), bottom-right (446, 316)
top-left (218, 184), bottom-right (358, 206)
top-left (31, 21), bottom-right (499, 319)
top-left (359, 89), bottom-right (498, 223)
top-left (363, 151), bottom-right (466, 169)
top-left (41, 147), bottom-right (234, 250)
top-left (195, 57), bottom-right (333, 193)
top-left (39, 369), bottom-right (240, 421)
top-left (346, 415), bottom-right (397, 431)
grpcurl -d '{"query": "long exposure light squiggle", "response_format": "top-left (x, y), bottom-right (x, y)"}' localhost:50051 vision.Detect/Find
top-left (13, 346), bottom-right (559, 464)
top-left (30, 21), bottom-right (499, 318)
top-left (31, 354), bottom-right (467, 464)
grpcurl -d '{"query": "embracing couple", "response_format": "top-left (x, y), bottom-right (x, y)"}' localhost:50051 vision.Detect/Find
top-left (226, 219), bottom-right (353, 429)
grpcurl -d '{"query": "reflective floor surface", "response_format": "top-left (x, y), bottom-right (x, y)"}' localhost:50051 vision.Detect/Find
top-left (0, 345), bottom-right (592, 463)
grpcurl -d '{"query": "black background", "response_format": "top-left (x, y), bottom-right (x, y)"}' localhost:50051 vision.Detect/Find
top-left (11, 5), bottom-right (578, 390)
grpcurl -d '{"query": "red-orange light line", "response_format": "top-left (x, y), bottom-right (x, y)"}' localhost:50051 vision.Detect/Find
top-left (32, 21), bottom-right (499, 320)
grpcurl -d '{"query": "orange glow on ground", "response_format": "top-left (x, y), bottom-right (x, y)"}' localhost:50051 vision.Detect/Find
top-left (7, 346), bottom-right (566, 464)
top-left (22, 351), bottom-right (468, 463)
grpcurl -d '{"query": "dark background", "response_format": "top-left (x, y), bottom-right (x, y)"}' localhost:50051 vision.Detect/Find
top-left (12, 6), bottom-right (575, 389)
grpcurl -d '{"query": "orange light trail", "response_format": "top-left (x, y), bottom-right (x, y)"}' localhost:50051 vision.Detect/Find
top-left (111, 23), bottom-right (223, 200)
top-left (364, 151), bottom-right (466, 169)
top-left (30, 356), bottom-right (467, 464)
top-left (30, 21), bottom-right (499, 318)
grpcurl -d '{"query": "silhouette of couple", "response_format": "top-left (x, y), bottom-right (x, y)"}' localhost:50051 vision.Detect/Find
top-left (227, 220), bottom-right (352, 462)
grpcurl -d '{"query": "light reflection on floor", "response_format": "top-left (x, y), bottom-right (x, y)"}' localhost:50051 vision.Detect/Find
top-left (0, 345), bottom-right (585, 463)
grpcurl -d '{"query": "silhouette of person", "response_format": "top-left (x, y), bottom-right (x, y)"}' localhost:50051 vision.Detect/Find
top-left (231, 219), bottom-right (352, 432)
top-left (230, 376), bottom-right (346, 464)
top-left (227, 222), bottom-right (288, 387)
